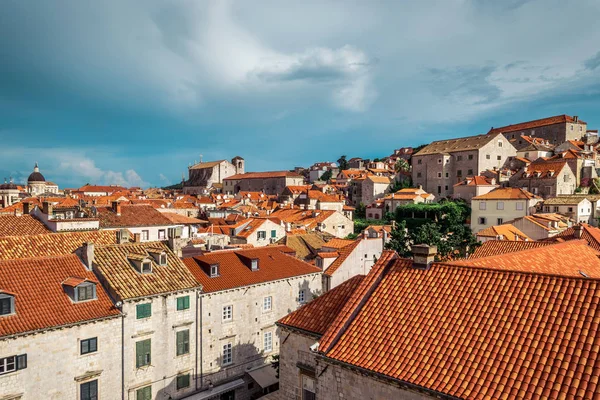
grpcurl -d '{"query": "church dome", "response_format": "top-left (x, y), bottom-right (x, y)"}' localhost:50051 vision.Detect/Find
top-left (0, 178), bottom-right (17, 190)
top-left (27, 163), bottom-right (45, 183)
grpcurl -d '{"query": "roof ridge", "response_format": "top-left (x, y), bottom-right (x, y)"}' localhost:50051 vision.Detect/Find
top-left (0, 253), bottom-right (80, 264)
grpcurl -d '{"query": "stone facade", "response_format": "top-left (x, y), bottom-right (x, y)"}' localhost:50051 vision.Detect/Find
top-left (509, 163), bottom-right (577, 199)
top-left (224, 174), bottom-right (305, 196)
top-left (199, 274), bottom-right (321, 398)
top-left (0, 317), bottom-right (122, 400)
top-left (497, 120), bottom-right (586, 149)
top-left (322, 238), bottom-right (383, 292)
top-left (361, 177), bottom-right (390, 207)
top-left (318, 212), bottom-right (353, 239)
top-left (184, 158), bottom-right (245, 195)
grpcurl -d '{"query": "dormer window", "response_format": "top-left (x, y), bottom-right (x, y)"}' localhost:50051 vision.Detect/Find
top-left (0, 293), bottom-right (15, 316)
top-left (251, 259), bottom-right (259, 271)
top-left (142, 261), bottom-right (152, 274)
top-left (147, 249), bottom-right (167, 266)
top-left (210, 264), bottom-right (219, 277)
top-left (128, 254), bottom-right (153, 274)
top-left (76, 283), bottom-right (96, 302)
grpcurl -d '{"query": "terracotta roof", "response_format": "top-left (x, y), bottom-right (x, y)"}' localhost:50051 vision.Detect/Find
top-left (543, 196), bottom-right (589, 205)
top-left (278, 275), bottom-right (365, 336)
top-left (547, 224), bottom-right (600, 252)
top-left (277, 233), bottom-right (327, 260)
top-left (53, 197), bottom-right (80, 209)
top-left (322, 238), bottom-right (356, 249)
top-left (0, 254), bottom-right (119, 337)
top-left (234, 218), bottom-right (275, 238)
top-left (160, 212), bottom-right (207, 225)
top-left (317, 252), bottom-right (339, 258)
top-left (0, 215), bottom-right (51, 237)
top-left (78, 185), bottom-right (127, 192)
top-left (317, 249), bottom-right (600, 399)
top-left (488, 114), bottom-right (586, 135)
top-left (93, 242), bottom-right (200, 300)
top-left (414, 134), bottom-right (499, 156)
top-left (453, 175), bottom-right (496, 187)
top-left (270, 208), bottom-right (338, 230)
top-left (473, 187), bottom-right (540, 200)
top-left (520, 158), bottom-right (571, 179)
top-left (0, 230), bottom-right (121, 261)
top-left (224, 171), bottom-right (303, 180)
top-left (470, 240), bottom-right (552, 259)
top-left (366, 175), bottom-right (391, 184)
top-left (97, 205), bottom-right (176, 228)
top-left (323, 240), bottom-right (361, 277)
top-left (284, 185), bottom-right (312, 195)
top-left (476, 224), bottom-right (531, 241)
top-left (183, 246), bottom-right (321, 293)
top-left (189, 160), bottom-right (226, 169)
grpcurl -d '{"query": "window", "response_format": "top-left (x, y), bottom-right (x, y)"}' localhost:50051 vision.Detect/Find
top-left (177, 296), bottom-right (190, 311)
top-left (571, 125), bottom-right (574, 131)
top-left (176, 330), bottom-right (190, 356)
top-left (263, 296), bottom-right (272, 312)
top-left (77, 284), bottom-right (95, 302)
top-left (457, 155), bottom-right (463, 161)
top-left (445, 185), bottom-right (448, 191)
top-left (136, 339), bottom-right (151, 368)
top-left (177, 373), bottom-right (191, 390)
top-left (270, 230), bottom-right (277, 238)
top-left (81, 337), bottom-right (97, 355)
top-left (486, 154), bottom-right (491, 160)
top-left (516, 202), bottom-right (524, 211)
top-left (417, 172), bottom-right (422, 178)
top-left (418, 159), bottom-right (422, 164)
top-left (222, 305), bottom-right (233, 321)
top-left (457, 170), bottom-right (462, 177)
top-left (299, 289), bottom-right (306, 304)
top-left (564, 174), bottom-right (570, 182)
top-left (554, 206), bottom-right (559, 212)
top-left (497, 218), bottom-right (504, 225)
top-left (222, 343), bottom-right (233, 366)
top-left (158, 229), bottom-right (166, 240)
top-left (467, 169), bottom-right (473, 175)
top-left (437, 172), bottom-right (442, 178)
top-left (478, 217), bottom-right (486, 225)
top-left (257, 231), bottom-right (266, 240)
top-left (251, 259), bottom-right (258, 271)
top-left (141, 230), bottom-right (149, 241)
top-left (568, 207), bottom-right (574, 212)
top-left (0, 355), bottom-right (26, 375)
top-left (438, 159), bottom-right (442, 164)
top-left (210, 264), bottom-right (219, 277)
top-left (468, 154), bottom-right (473, 160)
top-left (437, 186), bottom-right (441, 194)
top-left (159, 254), bottom-right (167, 265)
top-left (80, 380), bottom-right (98, 400)
top-left (302, 375), bottom-right (316, 400)
top-left (479, 202), bottom-right (486, 210)
top-left (0, 295), bottom-right (14, 315)
top-left (497, 155), bottom-right (502, 161)
top-left (497, 201), bottom-right (504, 210)
top-left (136, 303), bottom-right (152, 319)
top-left (136, 385), bottom-right (152, 400)
top-left (445, 172), bottom-right (449, 178)
top-left (264, 331), bottom-right (273, 352)
top-left (498, 141), bottom-right (503, 147)
top-left (141, 261), bottom-right (152, 274)
top-left (580, 125), bottom-right (583, 131)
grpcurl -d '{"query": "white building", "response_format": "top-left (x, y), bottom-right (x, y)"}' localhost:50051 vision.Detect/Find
top-left (542, 197), bottom-right (593, 224)
top-left (471, 188), bottom-right (542, 233)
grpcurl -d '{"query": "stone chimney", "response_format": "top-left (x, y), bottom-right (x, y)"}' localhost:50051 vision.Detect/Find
top-left (411, 244), bottom-right (437, 269)
top-left (81, 242), bottom-right (95, 270)
top-left (117, 229), bottom-right (130, 244)
top-left (42, 201), bottom-right (53, 216)
top-left (134, 233), bottom-right (141, 243)
top-left (574, 224), bottom-right (583, 239)
top-left (574, 115), bottom-right (579, 122)
top-left (22, 202), bottom-right (30, 215)
top-left (111, 200), bottom-right (121, 216)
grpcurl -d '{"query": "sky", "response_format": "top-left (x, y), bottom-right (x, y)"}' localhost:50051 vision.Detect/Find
top-left (1, 0), bottom-right (600, 188)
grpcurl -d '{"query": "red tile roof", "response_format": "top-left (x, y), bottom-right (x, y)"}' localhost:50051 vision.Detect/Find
top-left (322, 238), bottom-right (355, 249)
top-left (475, 224), bottom-right (531, 241)
top-left (78, 185), bottom-right (127, 192)
top-left (0, 254), bottom-right (119, 337)
top-left (97, 205), bottom-right (176, 228)
top-left (278, 275), bottom-right (365, 336)
top-left (316, 248), bottom-right (600, 399)
top-left (182, 246), bottom-right (321, 293)
top-left (160, 212), bottom-right (207, 225)
top-left (472, 187), bottom-right (540, 200)
top-left (545, 224), bottom-right (600, 252)
top-left (521, 159), bottom-right (571, 179)
top-left (323, 240), bottom-right (361, 277)
top-left (469, 240), bottom-right (552, 259)
top-left (0, 215), bottom-right (51, 237)
top-left (224, 171), bottom-right (303, 180)
top-left (488, 114), bottom-right (586, 135)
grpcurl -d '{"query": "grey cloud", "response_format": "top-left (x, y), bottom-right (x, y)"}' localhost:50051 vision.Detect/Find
top-left (427, 65), bottom-right (501, 105)
top-left (584, 51), bottom-right (600, 70)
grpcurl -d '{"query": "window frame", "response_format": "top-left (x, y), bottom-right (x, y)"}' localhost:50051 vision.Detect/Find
top-left (222, 305), bottom-right (233, 322)
top-left (176, 373), bottom-right (191, 390)
top-left (76, 284), bottom-right (96, 302)
top-left (176, 330), bottom-right (190, 356)
top-left (299, 289), bottom-right (306, 304)
top-left (158, 229), bottom-right (166, 240)
top-left (176, 295), bottom-right (190, 311)
top-left (136, 303), bottom-right (152, 319)
top-left (0, 354), bottom-right (27, 375)
top-left (81, 337), bottom-right (98, 355)
top-left (222, 343), bottom-right (233, 366)
top-left (0, 295), bottom-right (15, 316)
top-left (478, 217), bottom-right (486, 225)
top-left (257, 231), bottom-right (267, 240)
top-left (264, 331), bottom-right (273, 353)
top-left (136, 385), bottom-right (152, 400)
top-left (497, 201), bottom-right (504, 210)
top-left (516, 202), bottom-right (524, 211)
top-left (136, 339), bottom-right (152, 368)
top-left (263, 296), bottom-right (272, 312)
top-left (141, 230), bottom-right (149, 241)
top-left (80, 379), bottom-right (98, 400)
top-left (479, 202), bottom-right (486, 210)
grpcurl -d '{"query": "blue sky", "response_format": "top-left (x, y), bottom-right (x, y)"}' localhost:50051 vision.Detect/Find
top-left (1, 0), bottom-right (600, 188)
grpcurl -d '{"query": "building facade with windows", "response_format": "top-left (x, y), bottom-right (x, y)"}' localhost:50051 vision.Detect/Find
top-left (92, 241), bottom-right (202, 400)
top-left (182, 246), bottom-right (321, 399)
top-left (411, 133), bottom-right (516, 199)
top-left (470, 187), bottom-right (542, 233)
top-left (542, 197), bottom-right (593, 224)
top-left (509, 159), bottom-right (577, 199)
top-left (0, 254), bottom-right (121, 400)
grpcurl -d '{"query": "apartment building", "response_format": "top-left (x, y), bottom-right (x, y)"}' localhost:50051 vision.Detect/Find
top-left (412, 133), bottom-right (516, 199)
top-left (223, 172), bottom-right (305, 195)
top-left (470, 187), bottom-right (542, 233)
top-left (509, 158), bottom-right (577, 199)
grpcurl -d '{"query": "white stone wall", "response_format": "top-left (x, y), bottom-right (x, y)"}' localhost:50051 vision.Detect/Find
top-left (103, 225), bottom-right (182, 242)
top-left (277, 328), bottom-right (318, 400)
top-left (199, 273), bottom-right (321, 391)
top-left (470, 198), bottom-right (540, 233)
top-left (320, 212), bottom-right (354, 238)
top-left (0, 317), bottom-right (122, 400)
top-left (242, 220), bottom-right (286, 247)
top-left (122, 289), bottom-right (199, 400)
top-left (326, 238), bottom-right (383, 291)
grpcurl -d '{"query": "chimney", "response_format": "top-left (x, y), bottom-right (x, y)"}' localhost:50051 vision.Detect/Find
top-left (574, 224), bottom-right (583, 239)
top-left (117, 229), bottom-right (130, 244)
top-left (81, 242), bottom-right (95, 270)
top-left (134, 233), bottom-right (141, 243)
top-left (574, 115), bottom-right (579, 122)
top-left (112, 200), bottom-right (121, 216)
top-left (411, 244), bottom-right (437, 269)
top-left (22, 202), bottom-right (30, 215)
top-left (42, 201), bottom-right (53, 216)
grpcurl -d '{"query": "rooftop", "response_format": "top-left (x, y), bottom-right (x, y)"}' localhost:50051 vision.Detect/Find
top-left (472, 187), bottom-right (540, 200)
top-left (488, 114), bottom-right (586, 135)
top-left (224, 171), bottom-right (303, 180)
top-left (0, 215), bottom-right (51, 237)
top-left (96, 204), bottom-right (176, 228)
top-left (414, 133), bottom-right (500, 156)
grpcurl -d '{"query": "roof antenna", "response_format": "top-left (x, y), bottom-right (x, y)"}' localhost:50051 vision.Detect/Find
top-left (579, 270), bottom-right (590, 278)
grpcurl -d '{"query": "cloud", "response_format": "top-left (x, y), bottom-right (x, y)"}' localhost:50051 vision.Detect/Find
top-left (584, 51), bottom-right (600, 71)
top-left (427, 65), bottom-right (501, 105)
top-left (159, 173), bottom-right (172, 186)
top-left (58, 158), bottom-right (149, 188)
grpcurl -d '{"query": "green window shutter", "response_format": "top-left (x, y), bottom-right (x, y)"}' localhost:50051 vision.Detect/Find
top-left (136, 303), bottom-right (151, 319)
top-left (177, 373), bottom-right (190, 390)
top-left (136, 386), bottom-right (151, 400)
top-left (136, 339), bottom-right (151, 367)
top-left (271, 230), bottom-right (277, 238)
top-left (177, 296), bottom-right (190, 310)
top-left (177, 330), bottom-right (190, 356)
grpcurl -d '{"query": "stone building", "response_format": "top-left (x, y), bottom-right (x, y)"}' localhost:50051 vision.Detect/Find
top-left (270, 208), bottom-right (354, 238)
top-left (452, 175), bottom-right (499, 203)
top-left (0, 254), bottom-right (121, 400)
top-left (412, 133), bottom-right (516, 199)
top-left (488, 114), bottom-right (587, 149)
top-left (0, 178), bottom-right (20, 208)
top-left (470, 187), bottom-right (542, 233)
top-left (223, 171), bottom-right (304, 195)
top-left (361, 175), bottom-right (391, 206)
top-left (92, 241), bottom-right (202, 400)
top-left (183, 157), bottom-right (245, 195)
top-left (277, 242), bottom-right (600, 399)
top-left (509, 158), bottom-right (577, 199)
top-left (182, 246), bottom-right (321, 399)
top-left (26, 162), bottom-right (59, 196)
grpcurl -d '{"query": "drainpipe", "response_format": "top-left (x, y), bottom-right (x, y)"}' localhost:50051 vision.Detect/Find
top-left (198, 291), bottom-right (203, 390)
top-left (120, 305), bottom-right (125, 400)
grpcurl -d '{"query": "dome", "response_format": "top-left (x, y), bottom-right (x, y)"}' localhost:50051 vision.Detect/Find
top-left (27, 163), bottom-right (45, 183)
top-left (0, 178), bottom-right (17, 190)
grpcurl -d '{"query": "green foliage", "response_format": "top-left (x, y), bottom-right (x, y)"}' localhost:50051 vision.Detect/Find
top-left (590, 178), bottom-right (600, 194)
top-left (345, 233), bottom-right (359, 240)
top-left (353, 217), bottom-right (387, 234)
top-left (575, 186), bottom-right (583, 193)
top-left (270, 354), bottom-right (280, 379)
top-left (355, 202), bottom-right (366, 219)
top-left (394, 159), bottom-right (410, 173)
top-left (337, 155), bottom-right (349, 171)
top-left (319, 170), bottom-right (333, 182)
top-left (385, 220), bottom-right (411, 257)
top-left (389, 178), bottom-right (412, 193)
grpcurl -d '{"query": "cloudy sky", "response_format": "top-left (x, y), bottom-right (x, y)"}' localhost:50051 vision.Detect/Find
top-left (1, 0), bottom-right (600, 188)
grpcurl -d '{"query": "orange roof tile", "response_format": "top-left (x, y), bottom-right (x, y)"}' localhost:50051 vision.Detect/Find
top-left (476, 224), bottom-right (531, 241)
top-left (473, 187), bottom-right (540, 200)
top-left (224, 171), bottom-right (303, 180)
top-left (488, 114), bottom-right (586, 135)
top-left (322, 238), bottom-right (356, 249)
top-left (0, 254), bottom-right (119, 336)
top-left (183, 246), bottom-right (321, 293)
top-left (0, 215), bottom-right (51, 237)
top-left (160, 212), bottom-right (207, 225)
top-left (469, 240), bottom-right (552, 259)
top-left (278, 275), bottom-right (364, 336)
top-left (97, 205), bottom-right (175, 228)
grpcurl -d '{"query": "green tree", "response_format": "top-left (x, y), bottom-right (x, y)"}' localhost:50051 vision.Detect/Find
top-left (385, 220), bottom-right (412, 257)
top-left (319, 170), bottom-right (332, 182)
top-left (355, 202), bottom-right (366, 219)
top-left (394, 159), bottom-right (410, 173)
top-left (337, 155), bottom-right (349, 171)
